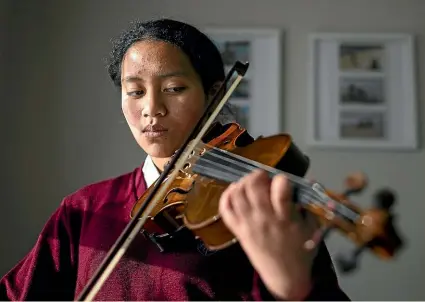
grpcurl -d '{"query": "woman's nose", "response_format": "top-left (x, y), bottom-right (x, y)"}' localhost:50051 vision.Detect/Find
top-left (142, 90), bottom-right (167, 117)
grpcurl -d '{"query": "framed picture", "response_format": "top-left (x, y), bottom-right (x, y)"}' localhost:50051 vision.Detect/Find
top-left (307, 33), bottom-right (418, 150)
top-left (203, 27), bottom-right (283, 139)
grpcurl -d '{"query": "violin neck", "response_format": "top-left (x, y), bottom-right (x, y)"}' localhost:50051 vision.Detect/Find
top-left (191, 147), bottom-right (361, 225)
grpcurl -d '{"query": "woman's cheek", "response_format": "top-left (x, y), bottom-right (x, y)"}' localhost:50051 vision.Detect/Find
top-left (122, 99), bottom-right (143, 127)
top-left (175, 98), bottom-right (204, 124)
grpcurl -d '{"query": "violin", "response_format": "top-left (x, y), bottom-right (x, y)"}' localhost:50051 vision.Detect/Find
top-left (131, 121), bottom-right (402, 261)
top-left (77, 61), bottom-right (404, 301)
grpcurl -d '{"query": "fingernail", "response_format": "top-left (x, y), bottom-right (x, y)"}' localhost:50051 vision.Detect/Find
top-left (304, 240), bottom-right (316, 250)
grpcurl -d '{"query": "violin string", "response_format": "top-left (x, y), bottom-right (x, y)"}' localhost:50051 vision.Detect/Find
top-left (183, 144), bottom-right (360, 222)
top-left (192, 160), bottom-right (324, 209)
top-left (189, 144), bottom-right (312, 189)
top-left (193, 144), bottom-right (312, 187)
top-left (188, 154), bottom-right (357, 222)
top-left (189, 150), bottom-right (324, 206)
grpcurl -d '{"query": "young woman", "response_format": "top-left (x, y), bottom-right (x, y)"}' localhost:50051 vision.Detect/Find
top-left (0, 18), bottom-right (349, 301)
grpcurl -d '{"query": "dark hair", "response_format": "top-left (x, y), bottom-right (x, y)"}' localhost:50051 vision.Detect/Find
top-left (107, 18), bottom-right (225, 94)
top-left (106, 18), bottom-right (235, 123)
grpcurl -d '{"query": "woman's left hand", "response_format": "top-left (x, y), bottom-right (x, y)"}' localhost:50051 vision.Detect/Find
top-left (219, 169), bottom-right (320, 300)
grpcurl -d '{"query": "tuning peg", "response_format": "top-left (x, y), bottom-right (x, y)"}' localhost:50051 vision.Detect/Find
top-left (343, 172), bottom-right (368, 196)
top-left (304, 226), bottom-right (333, 250)
top-left (374, 189), bottom-right (396, 211)
top-left (334, 245), bottom-right (366, 273)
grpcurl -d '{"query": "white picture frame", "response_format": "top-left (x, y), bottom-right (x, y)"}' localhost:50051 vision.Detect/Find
top-left (307, 33), bottom-right (418, 150)
top-left (203, 27), bottom-right (283, 139)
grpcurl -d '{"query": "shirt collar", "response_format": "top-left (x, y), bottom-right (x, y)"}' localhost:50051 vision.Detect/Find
top-left (142, 155), bottom-right (161, 188)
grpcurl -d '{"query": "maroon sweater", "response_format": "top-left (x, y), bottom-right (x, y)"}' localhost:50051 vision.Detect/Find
top-left (0, 164), bottom-right (349, 300)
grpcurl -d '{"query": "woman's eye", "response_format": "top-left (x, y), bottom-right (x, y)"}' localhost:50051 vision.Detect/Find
top-left (165, 87), bottom-right (186, 93)
top-left (127, 90), bottom-right (144, 97)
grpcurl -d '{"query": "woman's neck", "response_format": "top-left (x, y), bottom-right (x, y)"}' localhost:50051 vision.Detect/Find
top-left (151, 157), bottom-right (170, 172)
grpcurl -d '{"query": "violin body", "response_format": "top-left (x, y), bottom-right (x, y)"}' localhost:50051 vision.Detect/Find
top-left (131, 122), bottom-right (310, 250)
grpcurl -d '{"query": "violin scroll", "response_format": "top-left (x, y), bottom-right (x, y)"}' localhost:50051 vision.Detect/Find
top-left (335, 188), bottom-right (402, 273)
top-left (306, 176), bottom-right (404, 274)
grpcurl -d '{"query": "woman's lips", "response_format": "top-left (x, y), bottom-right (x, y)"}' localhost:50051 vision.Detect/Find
top-left (142, 124), bottom-right (168, 138)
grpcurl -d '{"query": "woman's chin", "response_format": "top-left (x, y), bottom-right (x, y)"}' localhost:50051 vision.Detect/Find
top-left (142, 142), bottom-right (177, 159)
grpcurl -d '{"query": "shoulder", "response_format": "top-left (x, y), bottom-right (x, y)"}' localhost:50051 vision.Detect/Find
top-left (61, 164), bottom-right (146, 214)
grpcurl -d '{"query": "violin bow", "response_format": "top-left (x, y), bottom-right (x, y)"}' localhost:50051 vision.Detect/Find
top-left (76, 61), bottom-right (250, 301)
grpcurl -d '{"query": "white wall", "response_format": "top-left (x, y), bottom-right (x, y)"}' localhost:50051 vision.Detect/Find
top-left (1, 0), bottom-right (424, 300)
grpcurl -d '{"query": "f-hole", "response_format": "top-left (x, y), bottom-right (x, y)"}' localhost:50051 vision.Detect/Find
top-left (163, 182), bottom-right (195, 204)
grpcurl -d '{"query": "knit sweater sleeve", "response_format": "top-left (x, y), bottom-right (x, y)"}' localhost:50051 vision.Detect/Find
top-left (250, 243), bottom-right (350, 301)
top-left (0, 198), bottom-right (79, 301)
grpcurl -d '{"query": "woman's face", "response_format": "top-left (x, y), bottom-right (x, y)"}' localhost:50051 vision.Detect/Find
top-left (120, 40), bottom-right (206, 163)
